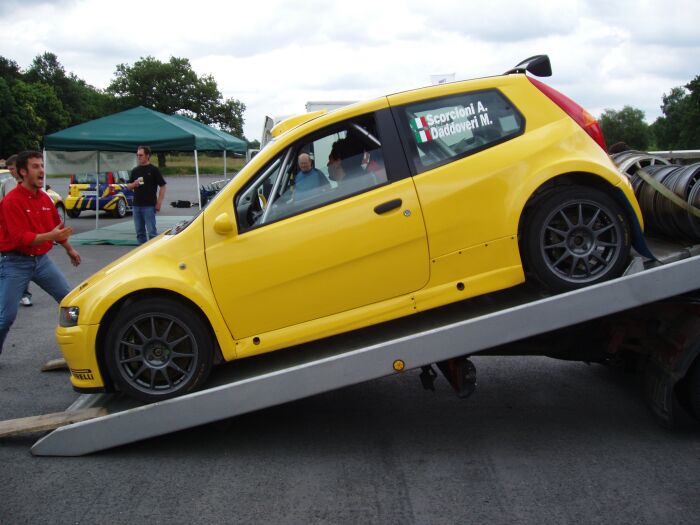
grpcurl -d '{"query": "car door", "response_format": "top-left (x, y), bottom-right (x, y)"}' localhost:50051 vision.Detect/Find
top-left (389, 86), bottom-right (526, 260)
top-left (204, 110), bottom-right (430, 339)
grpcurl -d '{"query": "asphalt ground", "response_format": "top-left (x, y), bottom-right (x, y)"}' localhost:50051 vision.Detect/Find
top-left (1, 176), bottom-right (699, 524)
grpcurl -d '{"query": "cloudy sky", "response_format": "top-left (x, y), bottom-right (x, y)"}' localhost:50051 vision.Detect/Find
top-left (1, 0), bottom-right (698, 141)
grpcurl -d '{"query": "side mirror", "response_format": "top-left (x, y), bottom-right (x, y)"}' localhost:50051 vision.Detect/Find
top-left (213, 213), bottom-right (234, 235)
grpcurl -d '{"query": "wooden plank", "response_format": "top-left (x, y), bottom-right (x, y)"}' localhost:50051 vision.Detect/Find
top-left (0, 408), bottom-right (108, 438)
top-left (40, 358), bottom-right (68, 372)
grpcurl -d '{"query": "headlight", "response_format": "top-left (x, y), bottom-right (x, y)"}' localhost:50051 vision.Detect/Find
top-left (59, 306), bottom-right (80, 327)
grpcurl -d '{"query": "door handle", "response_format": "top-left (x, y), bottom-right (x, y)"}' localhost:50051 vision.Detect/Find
top-left (374, 199), bottom-right (402, 215)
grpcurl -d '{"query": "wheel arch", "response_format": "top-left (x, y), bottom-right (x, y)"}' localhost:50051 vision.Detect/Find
top-left (95, 288), bottom-right (224, 391)
top-left (516, 171), bottom-right (647, 260)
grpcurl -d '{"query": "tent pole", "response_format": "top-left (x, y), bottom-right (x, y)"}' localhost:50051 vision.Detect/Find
top-left (42, 149), bottom-right (47, 190)
top-left (95, 151), bottom-right (100, 231)
top-left (195, 150), bottom-right (202, 210)
top-left (224, 150), bottom-right (227, 180)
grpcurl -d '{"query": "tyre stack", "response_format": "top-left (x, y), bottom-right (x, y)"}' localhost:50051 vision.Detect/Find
top-left (612, 151), bottom-right (700, 242)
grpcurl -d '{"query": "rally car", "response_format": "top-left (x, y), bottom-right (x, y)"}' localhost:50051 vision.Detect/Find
top-left (64, 170), bottom-right (133, 218)
top-left (57, 56), bottom-right (645, 402)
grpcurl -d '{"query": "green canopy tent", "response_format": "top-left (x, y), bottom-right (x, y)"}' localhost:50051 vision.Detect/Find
top-left (43, 106), bottom-right (247, 209)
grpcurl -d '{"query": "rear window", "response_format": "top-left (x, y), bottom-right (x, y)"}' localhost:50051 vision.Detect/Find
top-left (73, 172), bottom-right (109, 184)
top-left (399, 89), bottom-right (524, 173)
top-left (115, 171), bottom-right (130, 183)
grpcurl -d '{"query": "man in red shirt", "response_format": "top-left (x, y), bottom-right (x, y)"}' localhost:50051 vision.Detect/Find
top-left (0, 151), bottom-right (81, 355)
top-left (1, 154), bottom-right (34, 307)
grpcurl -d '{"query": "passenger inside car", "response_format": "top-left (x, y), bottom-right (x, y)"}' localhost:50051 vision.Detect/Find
top-left (327, 138), bottom-right (365, 183)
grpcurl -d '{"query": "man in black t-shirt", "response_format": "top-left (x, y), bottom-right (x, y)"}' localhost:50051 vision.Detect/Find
top-left (127, 146), bottom-right (167, 244)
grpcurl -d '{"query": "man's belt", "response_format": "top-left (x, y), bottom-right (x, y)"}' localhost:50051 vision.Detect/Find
top-left (1, 251), bottom-right (36, 257)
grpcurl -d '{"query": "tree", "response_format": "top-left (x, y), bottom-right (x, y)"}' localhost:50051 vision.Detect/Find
top-left (26, 52), bottom-right (115, 126)
top-left (212, 98), bottom-right (246, 137)
top-left (0, 78), bottom-right (22, 157)
top-left (0, 78), bottom-right (67, 156)
top-left (652, 87), bottom-right (689, 150)
top-left (0, 56), bottom-right (22, 82)
top-left (599, 106), bottom-right (651, 151)
top-left (22, 80), bottom-right (70, 134)
top-left (651, 76), bottom-right (700, 150)
top-left (1, 52), bottom-right (117, 156)
top-left (107, 56), bottom-right (245, 165)
top-left (680, 75), bottom-right (700, 148)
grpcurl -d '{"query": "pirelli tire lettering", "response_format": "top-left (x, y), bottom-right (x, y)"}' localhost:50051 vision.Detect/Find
top-left (70, 368), bottom-right (95, 381)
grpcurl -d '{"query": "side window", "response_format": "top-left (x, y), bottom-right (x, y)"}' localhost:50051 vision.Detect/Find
top-left (401, 89), bottom-right (524, 173)
top-left (235, 114), bottom-right (388, 232)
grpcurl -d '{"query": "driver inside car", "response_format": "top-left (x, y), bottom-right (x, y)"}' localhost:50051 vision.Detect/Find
top-left (291, 153), bottom-right (330, 198)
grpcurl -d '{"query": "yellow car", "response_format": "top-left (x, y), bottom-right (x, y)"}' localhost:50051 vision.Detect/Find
top-left (57, 56), bottom-right (644, 402)
top-left (65, 171), bottom-right (133, 218)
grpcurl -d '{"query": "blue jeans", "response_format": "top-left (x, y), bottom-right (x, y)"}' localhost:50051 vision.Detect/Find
top-left (133, 206), bottom-right (157, 244)
top-left (0, 253), bottom-right (71, 354)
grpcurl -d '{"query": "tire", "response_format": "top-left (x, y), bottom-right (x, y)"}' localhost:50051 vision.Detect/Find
top-left (55, 203), bottom-right (67, 224)
top-left (522, 186), bottom-right (631, 292)
top-left (689, 358), bottom-right (700, 420)
top-left (104, 298), bottom-right (214, 402)
top-left (67, 209), bottom-right (81, 218)
top-left (112, 198), bottom-right (127, 218)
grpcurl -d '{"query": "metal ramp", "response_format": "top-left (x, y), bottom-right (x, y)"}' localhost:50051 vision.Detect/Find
top-left (31, 249), bottom-right (700, 456)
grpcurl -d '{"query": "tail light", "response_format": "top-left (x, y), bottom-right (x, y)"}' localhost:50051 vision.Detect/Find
top-left (528, 77), bottom-right (607, 152)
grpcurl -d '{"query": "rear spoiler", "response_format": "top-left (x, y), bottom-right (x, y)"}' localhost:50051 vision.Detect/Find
top-left (504, 55), bottom-right (552, 77)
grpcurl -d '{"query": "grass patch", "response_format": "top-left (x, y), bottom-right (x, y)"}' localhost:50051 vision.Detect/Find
top-left (45, 154), bottom-right (247, 177)
top-left (159, 154), bottom-right (246, 176)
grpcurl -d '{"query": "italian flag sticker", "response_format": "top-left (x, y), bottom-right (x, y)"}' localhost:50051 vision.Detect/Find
top-left (410, 116), bottom-right (433, 143)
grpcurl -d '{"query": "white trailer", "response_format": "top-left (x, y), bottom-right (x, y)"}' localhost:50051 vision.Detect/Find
top-left (29, 237), bottom-right (700, 456)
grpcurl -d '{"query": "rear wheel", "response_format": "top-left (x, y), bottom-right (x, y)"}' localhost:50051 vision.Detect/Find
top-left (104, 298), bottom-right (214, 402)
top-left (522, 186), bottom-right (631, 292)
top-left (67, 209), bottom-right (81, 218)
top-left (112, 198), bottom-right (127, 218)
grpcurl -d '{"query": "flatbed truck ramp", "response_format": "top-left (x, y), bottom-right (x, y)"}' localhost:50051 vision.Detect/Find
top-left (29, 241), bottom-right (700, 456)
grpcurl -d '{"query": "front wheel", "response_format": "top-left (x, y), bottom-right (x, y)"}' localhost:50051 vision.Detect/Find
top-left (67, 209), bottom-right (81, 218)
top-left (55, 203), bottom-right (67, 224)
top-left (688, 358), bottom-right (700, 420)
top-left (104, 298), bottom-right (214, 402)
top-left (521, 186), bottom-right (631, 292)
